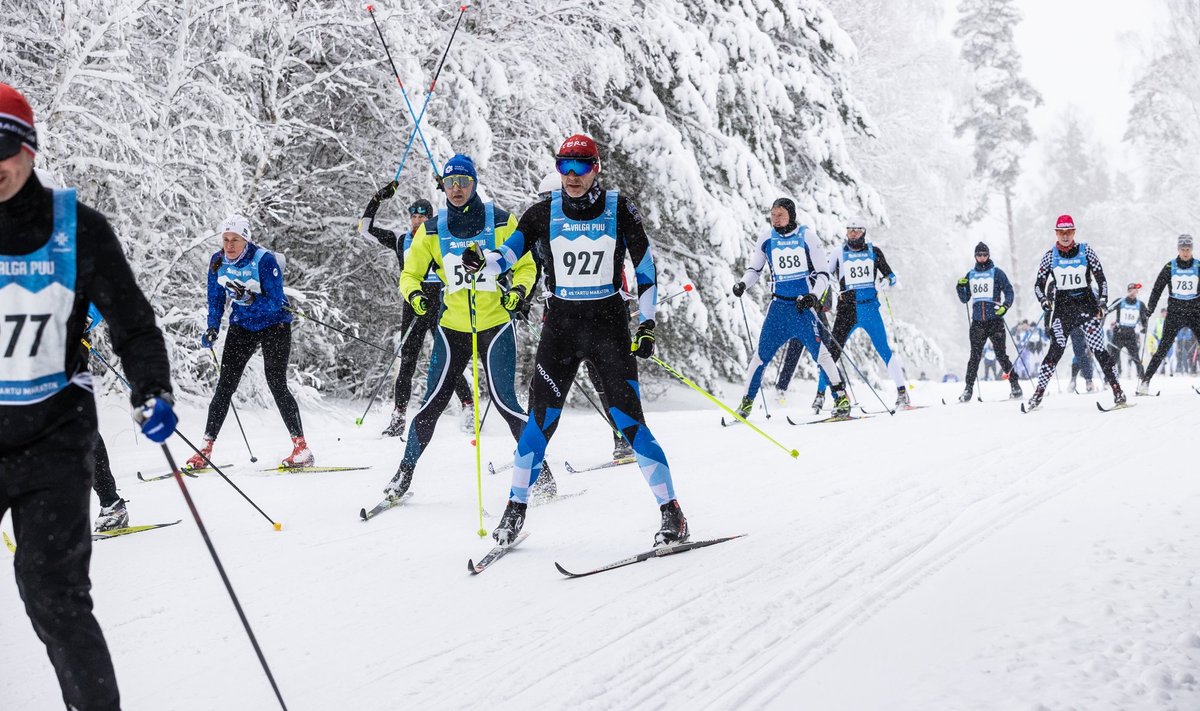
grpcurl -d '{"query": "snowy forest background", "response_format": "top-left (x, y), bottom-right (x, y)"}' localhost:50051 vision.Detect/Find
top-left (2, 0), bottom-right (1195, 406)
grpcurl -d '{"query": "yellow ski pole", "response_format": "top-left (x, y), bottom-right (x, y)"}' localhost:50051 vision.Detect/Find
top-left (469, 276), bottom-right (486, 537)
top-left (649, 356), bottom-right (798, 459)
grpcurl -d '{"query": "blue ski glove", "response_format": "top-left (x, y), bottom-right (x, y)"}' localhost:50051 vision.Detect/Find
top-left (201, 327), bottom-right (218, 349)
top-left (631, 319), bottom-right (656, 359)
top-left (135, 393), bottom-right (178, 443)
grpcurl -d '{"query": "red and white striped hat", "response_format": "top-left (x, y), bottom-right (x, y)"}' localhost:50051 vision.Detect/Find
top-left (1054, 214), bottom-right (1076, 230)
top-left (0, 83), bottom-right (37, 159)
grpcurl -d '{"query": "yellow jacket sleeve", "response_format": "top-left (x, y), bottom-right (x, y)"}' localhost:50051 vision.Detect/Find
top-left (399, 225), bottom-right (443, 300)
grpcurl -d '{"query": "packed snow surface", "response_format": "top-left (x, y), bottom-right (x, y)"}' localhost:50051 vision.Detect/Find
top-left (3, 376), bottom-right (1199, 710)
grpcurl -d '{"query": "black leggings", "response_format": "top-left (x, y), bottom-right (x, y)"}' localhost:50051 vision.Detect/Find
top-left (92, 435), bottom-right (118, 507)
top-left (393, 291), bottom-right (471, 410)
top-left (1110, 328), bottom-right (1144, 378)
top-left (204, 322), bottom-right (303, 439)
top-left (1145, 308), bottom-right (1200, 380)
top-left (964, 319), bottom-right (1014, 386)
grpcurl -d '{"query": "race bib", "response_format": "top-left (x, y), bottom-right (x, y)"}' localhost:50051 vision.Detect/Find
top-left (968, 276), bottom-right (994, 302)
top-left (843, 259), bottom-right (874, 288)
top-left (1174, 274), bottom-right (1198, 298)
top-left (773, 246), bottom-right (810, 282)
top-left (550, 237), bottom-right (617, 293)
top-left (1118, 306), bottom-right (1139, 326)
top-left (1053, 264), bottom-right (1087, 289)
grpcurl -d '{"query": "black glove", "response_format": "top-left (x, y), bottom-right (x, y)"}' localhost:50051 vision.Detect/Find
top-left (461, 244), bottom-right (485, 275)
top-left (1040, 299), bottom-right (1053, 312)
top-left (434, 172), bottom-right (445, 191)
top-left (201, 328), bottom-right (219, 349)
top-left (732, 282), bottom-right (745, 298)
top-left (796, 293), bottom-right (819, 312)
top-left (373, 180), bottom-right (398, 202)
top-left (631, 320), bottom-right (655, 359)
top-left (227, 282), bottom-right (255, 305)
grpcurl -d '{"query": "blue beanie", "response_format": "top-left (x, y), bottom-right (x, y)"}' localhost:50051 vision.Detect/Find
top-left (443, 153), bottom-right (477, 181)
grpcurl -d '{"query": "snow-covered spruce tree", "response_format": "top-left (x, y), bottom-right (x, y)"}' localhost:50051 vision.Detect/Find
top-left (953, 0), bottom-right (1041, 299)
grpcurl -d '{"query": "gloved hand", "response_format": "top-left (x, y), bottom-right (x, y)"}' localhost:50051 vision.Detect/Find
top-left (1040, 299), bottom-right (1053, 312)
top-left (373, 180), bottom-right (398, 202)
top-left (201, 327), bottom-right (219, 348)
top-left (134, 393), bottom-right (178, 443)
top-left (461, 244), bottom-right (485, 275)
top-left (995, 304), bottom-right (1008, 317)
top-left (796, 293), bottom-right (820, 312)
top-left (878, 274), bottom-right (897, 291)
top-left (501, 285), bottom-right (526, 312)
top-left (732, 282), bottom-right (746, 298)
top-left (408, 291), bottom-right (429, 316)
top-left (227, 282), bottom-right (255, 306)
top-left (1097, 307), bottom-right (1107, 320)
top-left (631, 319), bottom-right (655, 359)
top-left (957, 277), bottom-right (969, 286)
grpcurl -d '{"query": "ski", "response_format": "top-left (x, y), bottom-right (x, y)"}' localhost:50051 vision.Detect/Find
top-left (359, 491), bottom-right (414, 521)
top-left (719, 416), bottom-right (744, 427)
top-left (136, 466), bottom-right (217, 482)
top-left (468, 531), bottom-right (530, 574)
top-left (1020, 402), bottom-right (1042, 413)
top-left (564, 457), bottom-right (637, 474)
top-left (261, 465), bottom-right (371, 474)
top-left (555, 534), bottom-right (747, 579)
top-left (487, 460), bottom-right (514, 476)
top-left (1135, 390), bottom-right (1160, 397)
top-left (1096, 401), bottom-right (1137, 413)
top-left (93, 520), bottom-right (182, 541)
top-left (2, 531), bottom-right (13, 554)
top-left (530, 489), bottom-right (588, 508)
top-left (787, 414), bottom-right (869, 426)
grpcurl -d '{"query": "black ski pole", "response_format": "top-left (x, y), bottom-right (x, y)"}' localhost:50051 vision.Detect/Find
top-left (389, 4), bottom-right (469, 183)
top-left (737, 298), bottom-right (771, 418)
top-left (210, 348), bottom-right (258, 463)
top-left (82, 338), bottom-right (131, 389)
top-left (366, 4), bottom-right (440, 179)
top-left (285, 306), bottom-right (394, 355)
top-left (356, 317), bottom-right (422, 426)
top-left (160, 443), bottom-right (288, 710)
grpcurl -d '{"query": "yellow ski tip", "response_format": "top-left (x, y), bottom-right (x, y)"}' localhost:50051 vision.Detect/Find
top-left (790, 449), bottom-right (800, 458)
top-left (477, 528), bottom-right (487, 538)
top-left (274, 522), bottom-right (283, 531)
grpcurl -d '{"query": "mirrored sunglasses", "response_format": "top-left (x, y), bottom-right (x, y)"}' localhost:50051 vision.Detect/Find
top-left (555, 158), bottom-right (597, 176)
top-left (443, 175), bottom-right (475, 190)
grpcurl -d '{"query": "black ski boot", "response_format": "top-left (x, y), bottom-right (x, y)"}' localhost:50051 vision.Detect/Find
top-left (94, 498), bottom-right (128, 532)
top-left (895, 387), bottom-right (911, 409)
top-left (655, 500), bottom-right (689, 546)
top-left (735, 396), bottom-right (753, 419)
top-left (383, 468), bottom-right (413, 500)
top-left (1009, 378), bottom-right (1023, 399)
top-left (830, 385), bottom-right (851, 418)
top-left (381, 408), bottom-right (406, 437)
top-left (493, 500), bottom-right (528, 546)
top-left (1026, 387), bottom-right (1044, 411)
top-left (811, 391), bottom-right (825, 414)
top-left (613, 436), bottom-right (635, 460)
top-left (1112, 381), bottom-right (1127, 405)
top-left (530, 461), bottom-right (557, 499)
top-left (958, 384), bottom-right (974, 403)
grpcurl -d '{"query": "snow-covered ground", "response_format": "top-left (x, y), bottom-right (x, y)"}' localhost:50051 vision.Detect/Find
top-left (3, 375), bottom-right (1199, 710)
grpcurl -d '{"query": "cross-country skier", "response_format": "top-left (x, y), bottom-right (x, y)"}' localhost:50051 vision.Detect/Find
top-left (1026, 214), bottom-right (1125, 410)
top-left (732, 199), bottom-right (850, 418)
top-left (954, 242), bottom-right (1021, 402)
top-left (1105, 284), bottom-right (1148, 378)
top-left (187, 214), bottom-right (314, 468)
top-left (815, 218), bottom-right (910, 408)
top-left (465, 134), bottom-right (686, 546)
top-left (0, 82), bottom-right (177, 711)
top-left (82, 304), bottom-right (129, 531)
top-left (382, 153), bottom-right (546, 500)
top-left (359, 184), bottom-right (474, 436)
top-left (1138, 234), bottom-right (1200, 393)
top-left (771, 291), bottom-right (833, 409)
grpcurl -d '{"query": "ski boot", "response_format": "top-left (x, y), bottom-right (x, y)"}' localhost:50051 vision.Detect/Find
top-left (281, 436), bottom-right (314, 468)
top-left (381, 408), bottom-right (406, 437)
top-left (811, 392), bottom-right (825, 414)
top-left (1085, 379), bottom-right (1096, 393)
top-left (1025, 387), bottom-right (1044, 411)
top-left (185, 437), bottom-right (215, 470)
top-left (493, 500), bottom-right (528, 546)
top-left (94, 498), bottom-right (128, 532)
top-left (612, 436), bottom-right (635, 461)
top-left (1135, 379), bottom-right (1150, 396)
top-left (895, 387), bottom-right (911, 409)
top-left (1009, 379), bottom-right (1023, 400)
top-left (958, 385), bottom-right (974, 403)
top-left (655, 500), bottom-right (689, 547)
top-left (530, 461), bottom-right (558, 500)
top-left (1112, 381), bottom-right (1127, 405)
top-left (830, 385), bottom-right (851, 418)
top-left (459, 398), bottom-right (475, 433)
top-left (383, 468), bottom-right (413, 500)
top-left (735, 396), bottom-right (753, 419)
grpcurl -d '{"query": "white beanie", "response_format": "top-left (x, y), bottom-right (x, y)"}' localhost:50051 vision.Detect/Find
top-left (220, 214), bottom-right (252, 241)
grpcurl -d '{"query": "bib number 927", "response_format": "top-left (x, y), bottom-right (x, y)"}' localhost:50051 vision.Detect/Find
top-left (562, 250), bottom-right (605, 276)
top-left (3, 313), bottom-right (51, 357)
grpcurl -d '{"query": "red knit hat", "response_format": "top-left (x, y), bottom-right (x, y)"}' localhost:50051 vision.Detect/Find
top-left (1054, 214), bottom-right (1076, 230)
top-left (0, 83), bottom-right (37, 159)
top-left (556, 134), bottom-right (599, 160)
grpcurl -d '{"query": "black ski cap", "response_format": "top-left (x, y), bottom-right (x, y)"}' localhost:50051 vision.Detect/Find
top-left (408, 199), bottom-right (433, 217)
top-left (974, 242), bottom-right (989, 256)
top-left (771, 197), bottom-right (797, 224)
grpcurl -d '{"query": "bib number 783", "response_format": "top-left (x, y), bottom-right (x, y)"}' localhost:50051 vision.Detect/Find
top-left (2, 313), bottom-right (52, 357)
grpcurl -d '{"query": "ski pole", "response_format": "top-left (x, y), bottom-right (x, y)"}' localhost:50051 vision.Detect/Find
top-left (356, 316), bottom-right (422, 426)
top-left (649, 356), bottom-right (798, 459)
top-left (469, 396), bottom-right (492, 447)
top-left (737, 298), bottom-right (771, 419)
top-left (210, 348), bottom-right (258, 464)
top-left (1002, 319), bottom-right (1036, 387)
top-left (82, 338), bottom-right (131, 390)
top-left (366, 4), bottom-right (440, 180)
top-left (677, 318), bottom-right (744, 369)
top-left (391, 5), bottom-right (469, 184)
top-left (160, 444), bottom-right (288, 710)
top-left (814, 317), bottom-right (894, 415)
top-left (468, 277), bottom-right (486, 538)
top-left (284, 306), bottom-right (394, 355)
top-left (656, 283), bottom-right (694, 306)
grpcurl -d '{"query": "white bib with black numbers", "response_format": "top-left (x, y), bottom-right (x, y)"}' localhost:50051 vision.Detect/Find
top-left (439, 204), bottom-right (497, 294)
top-left (841, 245), bottom-right (876, 290)
top-left (1118, 302), bottom-right (1140, 327)
top-left (1051, 243), bottom-right (1089, 292)
top-left (1171, 259), bottom-right (1199, 300)
top-left (548, 189), bottom-right (619, 300)
top-left (968, 269), bottom-right (995, 303)
top-left (0, 189), bottom-right (78, 405)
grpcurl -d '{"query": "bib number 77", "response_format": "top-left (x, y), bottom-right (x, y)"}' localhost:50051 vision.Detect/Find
top-left (2, 313), bottom-right (52, 357)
